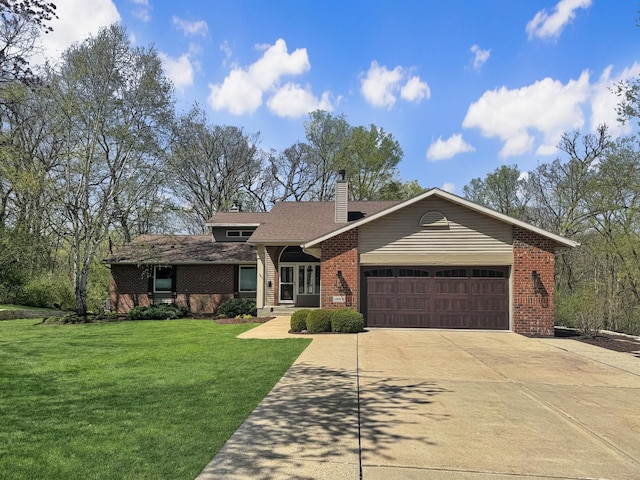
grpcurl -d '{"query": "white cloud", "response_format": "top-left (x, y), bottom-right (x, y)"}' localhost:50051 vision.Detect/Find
top-left (441, 182), bottom-right (456, 193)
top-left (35, 0), bottom-right (121, 64)
top-left (208, 39), bottom-right (316, 116)
top-left (526, 0), bottom-right (592, 41)
top-left (590, 62), bottom-right (640, 137)
top-left (267, 83), bottom-right (333, 118)
top-left (401, 76), bottom-right (431, 102)
top-left (470, 44), bottom-right (490, 70)
top-left (159, 52), bottom-right (194, 92)
top-left (361, 61), bottom-right (430, 109)
top-left (463, 71), bottom-right (591, 158)
top-left (172, 16), bottom-right (208, 37)
top-left (361, 62), bottom-right (402, 108)
top-left (426, 134), bottom-right (476, 161)
top-left (132, 7), bottom-right (150, 22)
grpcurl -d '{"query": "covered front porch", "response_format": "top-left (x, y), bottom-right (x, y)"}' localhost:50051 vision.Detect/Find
top-left (256, 245), bottom-right (321, 315)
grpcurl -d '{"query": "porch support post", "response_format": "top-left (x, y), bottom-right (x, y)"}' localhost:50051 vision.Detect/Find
top-left (256, 244), bottom-right (265, 309)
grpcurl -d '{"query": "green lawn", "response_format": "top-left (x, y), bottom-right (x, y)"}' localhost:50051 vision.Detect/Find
top-left (0, 304), bottom-right (59, 311)
top-left (0, 319), bottom-right (310, 479)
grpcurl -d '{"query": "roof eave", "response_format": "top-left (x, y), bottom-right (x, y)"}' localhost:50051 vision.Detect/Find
top-left (303, 188), bottom-right (579, 249)
top-left (105, 260), bottom-right (257, 265)
top-left (204, 223), bottom-right (261, 228)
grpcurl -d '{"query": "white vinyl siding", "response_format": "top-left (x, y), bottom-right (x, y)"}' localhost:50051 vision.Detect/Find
top-left (359, 197), bottom-right (513, 265)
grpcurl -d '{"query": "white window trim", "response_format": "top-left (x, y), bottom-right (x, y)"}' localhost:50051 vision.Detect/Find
top-left (226, 230), bottom-right (253, 238)
top-left (239, 264), bottom-right (257, 292)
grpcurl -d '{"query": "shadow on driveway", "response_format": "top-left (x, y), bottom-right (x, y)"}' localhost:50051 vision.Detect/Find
top-left (198, 361), bottom-right (449, 480)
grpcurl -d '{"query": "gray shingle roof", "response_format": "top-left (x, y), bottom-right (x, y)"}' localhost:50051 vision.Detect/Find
top-left (104, 235), bottom-right (256, 264)
top-left (246, 201), bottom-right (401, 243)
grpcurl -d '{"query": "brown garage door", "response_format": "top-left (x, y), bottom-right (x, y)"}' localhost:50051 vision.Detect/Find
top-left (364, 267), bottom-right (509, 329)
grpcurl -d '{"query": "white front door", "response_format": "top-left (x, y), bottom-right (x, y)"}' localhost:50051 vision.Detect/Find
top-left (280, 264), bottom-right (320, 303)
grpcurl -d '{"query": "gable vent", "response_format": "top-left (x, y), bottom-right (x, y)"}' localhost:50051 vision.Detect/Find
top-left (420, 211), bottom-right (449, 228)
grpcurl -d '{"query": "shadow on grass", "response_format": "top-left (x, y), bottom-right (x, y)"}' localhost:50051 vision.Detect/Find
top-left (198, 362), bottom-right (450, 480)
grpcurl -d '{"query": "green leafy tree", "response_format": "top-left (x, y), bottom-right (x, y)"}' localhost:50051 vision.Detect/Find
top-left (463, 165), bottom-right (530, 220)
top-left (343, 124), bottom-right (403, 200)
top-left (303, 110), bottom-right (351, 200)
top-left (49, 24), bottom-right (174, 316)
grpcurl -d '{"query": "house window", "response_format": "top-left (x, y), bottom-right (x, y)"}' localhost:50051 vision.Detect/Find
top-left (154, 266), bottom-right (173, 292)
top-left (364, 268), bottom-right (394, 277)
top-left (435, 269), bottom-right (467, 278)
top-left (226, 230), bottom-right (253, 238)
top-left (239, 265), bottom-right (257, 292)
top-left (399, 268), bottom-right (430, 277)
top-left (472, 269), bottom-right (506, 278)
top-left (297, 264), bottom-right (319, 294)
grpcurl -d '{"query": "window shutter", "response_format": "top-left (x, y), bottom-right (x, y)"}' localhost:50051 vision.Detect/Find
top-left (171, 266), bottom-right (177, 296)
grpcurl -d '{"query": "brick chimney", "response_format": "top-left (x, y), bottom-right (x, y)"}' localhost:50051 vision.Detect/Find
top-left (335, 170), bottom-right (348, 223)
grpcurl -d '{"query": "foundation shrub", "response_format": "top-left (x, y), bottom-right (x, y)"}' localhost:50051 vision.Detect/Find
top-left (217, 298), bottom-right (257, 318)
top-left (305, 309), bottom-right (333, 333)
top-left (331, 308), bottom-right (365, 333)
top-left (290, 309), bottom-right (311, 332)
top-left (127, 304), bottom-right (189, 320)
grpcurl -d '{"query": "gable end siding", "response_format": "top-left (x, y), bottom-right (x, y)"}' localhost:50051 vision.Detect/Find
top-left (359, 197), bottom-right (513, 265)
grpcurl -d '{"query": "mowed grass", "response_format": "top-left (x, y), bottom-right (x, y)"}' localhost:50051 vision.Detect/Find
top-left (0, 319), bottom-right (310, 479)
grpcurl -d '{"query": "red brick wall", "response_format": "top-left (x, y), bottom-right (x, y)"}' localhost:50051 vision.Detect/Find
top-left (109, 264), bottom-right (238, 314)
top-left (513, 226), bottom-right (557, 336)
top-left (110, 265), bottom-right (152, 313)
top-left (320, 229), bottom-right (359, 309)
top-left (175, 264), bottom-right (236, 313)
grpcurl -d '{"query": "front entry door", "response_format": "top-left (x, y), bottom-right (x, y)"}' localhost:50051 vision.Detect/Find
top-left (280, 266), bottom-right (295, 303)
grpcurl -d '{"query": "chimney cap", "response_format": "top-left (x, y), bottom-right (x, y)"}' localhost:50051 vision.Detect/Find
top-left (338, 169), bottom-right (346, 181)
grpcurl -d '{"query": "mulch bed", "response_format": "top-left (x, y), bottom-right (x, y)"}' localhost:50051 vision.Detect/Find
top-left (556, 327), bottom-right (640, 353)
top-left (575, 333), bottom-right (640, 353)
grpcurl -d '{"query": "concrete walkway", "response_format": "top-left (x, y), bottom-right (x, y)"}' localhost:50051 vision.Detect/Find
top-left (197, 318), bottom-right (640, 479)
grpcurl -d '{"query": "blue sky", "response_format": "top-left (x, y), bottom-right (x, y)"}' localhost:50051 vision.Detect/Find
top-left (40, 0), bottom-right (640, 194)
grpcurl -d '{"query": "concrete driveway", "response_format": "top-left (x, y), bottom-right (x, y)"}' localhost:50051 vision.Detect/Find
top-left (198, 318), bottom-right (640, 480)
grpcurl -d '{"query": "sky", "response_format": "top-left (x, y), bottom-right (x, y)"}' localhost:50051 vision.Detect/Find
top-left (37, 0), bottom-right (640, 194)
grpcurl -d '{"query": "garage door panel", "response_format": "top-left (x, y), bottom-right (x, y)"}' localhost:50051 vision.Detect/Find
top-left (471, 296), bottom-right (508, 310)
top-left (434, 279), bottom-right (468, 294)
top-left (397, 296), bottom-right (429, 311)
top-left (368, 278), bottom-right (396, 294)
top-left (397, 278), bottom-right (431, 295)
top-left (365, 267), bottom-right (509, 330)
top-left (433, 298), bottom-right (470, 311)
top-left (471, 280), bottom-right (508, 295)
top-left (431, 313), bottom-right (471, 329)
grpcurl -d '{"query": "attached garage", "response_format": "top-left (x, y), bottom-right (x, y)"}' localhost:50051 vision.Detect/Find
top-left (362, 266), bottom-right (509, 329)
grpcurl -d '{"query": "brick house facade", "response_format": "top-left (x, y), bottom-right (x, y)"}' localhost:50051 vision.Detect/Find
top-left (106, 188), bottom-right (577, 336)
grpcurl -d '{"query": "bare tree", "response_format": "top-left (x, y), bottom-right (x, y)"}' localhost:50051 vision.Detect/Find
top-left (168, 105), bottom-right (263, 227)
top-left (0, 0), bottom-right (57, 86)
